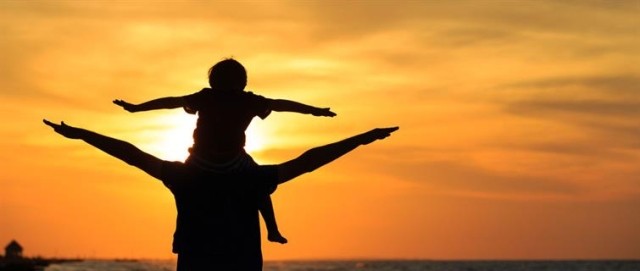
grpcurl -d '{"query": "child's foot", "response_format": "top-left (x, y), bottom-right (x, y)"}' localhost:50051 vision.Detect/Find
top-left (268, 232), bottom-right (288, 244)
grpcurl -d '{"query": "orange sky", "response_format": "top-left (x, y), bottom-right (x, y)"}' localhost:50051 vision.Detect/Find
top-left (1, 1), bottom-right (639, 260)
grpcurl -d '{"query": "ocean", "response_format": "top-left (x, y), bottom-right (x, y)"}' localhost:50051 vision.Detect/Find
top-left (43, 259), bottom-right (640, 271)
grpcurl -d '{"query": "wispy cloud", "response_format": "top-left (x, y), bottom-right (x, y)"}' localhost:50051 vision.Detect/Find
top-left (500, 75), bottom-right (640, 150)
top-left (503, 75), bottom-right (640, 96)
top-left (3, 0), bottom-right (640, 259)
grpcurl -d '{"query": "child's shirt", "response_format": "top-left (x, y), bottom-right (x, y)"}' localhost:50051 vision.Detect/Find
top-left (183, 88), bottom-right (272, 162)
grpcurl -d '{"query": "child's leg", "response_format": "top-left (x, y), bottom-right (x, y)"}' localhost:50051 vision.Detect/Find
top-left (259, 195), bottom-right (288, 244)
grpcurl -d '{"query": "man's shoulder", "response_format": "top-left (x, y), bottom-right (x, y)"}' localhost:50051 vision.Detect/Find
top-left (161, 161), bottom-right (277, 181)
top-left (194, 87), bottom-right (213, 95)
top-left (159, 161), bottom-right (198, 187)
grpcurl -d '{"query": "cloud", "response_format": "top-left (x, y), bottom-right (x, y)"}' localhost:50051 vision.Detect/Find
top-left (379, 154), bottom-right (585, 200)
top-left (2, 0), bottom-right (638, 202)
top-left (500, 141), bottom-right (634, 161)
top-left (454, 163), bottom-right (577, 195)
top-left (318, 145), bottom-right (587, 199)
top-left (365, 145), bottom-right (640, 202)
top-left (503, 75), bottom-right (640, 96)
top-left (508, 100), bottom-right (640, 119)
top-left (500, 75), bottom-right (640, 150)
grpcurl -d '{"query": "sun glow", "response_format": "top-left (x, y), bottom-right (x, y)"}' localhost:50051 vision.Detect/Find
top-left (244, 124), bottom-right (267, 153)
top-left (144, 113), bottom-right (268, 162)
top-left (146, 113), bottom-right (197, 162)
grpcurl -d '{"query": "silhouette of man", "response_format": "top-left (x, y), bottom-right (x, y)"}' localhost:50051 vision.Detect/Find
top-left (43, 120), bottom-right (397, 271)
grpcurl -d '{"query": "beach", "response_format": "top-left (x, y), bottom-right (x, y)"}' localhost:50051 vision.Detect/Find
top-left (43, 259), bottom-right (640, 271)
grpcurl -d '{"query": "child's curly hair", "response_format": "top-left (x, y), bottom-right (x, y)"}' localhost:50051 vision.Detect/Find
top-left (208, 58), bottom-right (247, 91)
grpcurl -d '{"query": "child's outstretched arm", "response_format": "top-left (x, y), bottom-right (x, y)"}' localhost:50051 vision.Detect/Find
top-left (113, 96), bottom-right (187, 113)
top-left (270, 99), bottom-right (336, 117)
top-left (276, 126), bottom-right (398, 184)
top-left (43, 119), bottom-right (163, 180)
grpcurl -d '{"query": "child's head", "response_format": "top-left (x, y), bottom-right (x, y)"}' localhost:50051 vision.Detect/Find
top-left (208, 58), bottom-right (247, 91)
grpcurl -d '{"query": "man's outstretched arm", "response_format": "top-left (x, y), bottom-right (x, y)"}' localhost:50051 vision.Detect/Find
top-left (43, 120), bottom-right (163, 180)
top-left (277, 127), bottom-right (398, 184)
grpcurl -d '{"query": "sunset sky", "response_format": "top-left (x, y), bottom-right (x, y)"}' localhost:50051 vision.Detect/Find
top-left (1, 1), bottom-right (639, 260)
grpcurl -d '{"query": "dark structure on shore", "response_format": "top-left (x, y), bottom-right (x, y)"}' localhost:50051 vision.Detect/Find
top-left (1, 240), bottom-right (42, 271)
top-left (4, 241), bottom-right (23, 260)
top-left (1, 240), bottom-right (79, 271)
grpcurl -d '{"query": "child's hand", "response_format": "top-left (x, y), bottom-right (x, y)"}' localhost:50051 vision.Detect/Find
top-left (113, 99), bottom-right (138, 113)
top-left (313, 107), bottom-right (337, 117)
top-left (359, 127), bottom-right (399, 145)
top-left (43, 119), bottom-right (84, 139)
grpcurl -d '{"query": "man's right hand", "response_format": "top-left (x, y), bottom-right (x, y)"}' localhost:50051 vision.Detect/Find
top-left (312, 107), bottom-right (337, 117)
top-left (113, 99), bottom-right (138, 112)
top-left (360, 127), bottom-right (399, 145)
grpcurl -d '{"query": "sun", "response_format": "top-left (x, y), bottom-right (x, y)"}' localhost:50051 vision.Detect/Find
top-left (145, 112), bottom-right (268, 162)
top-left (244, 124), bottom-right (267, 153)
top-left (147, 112), bottom-right (197, 162)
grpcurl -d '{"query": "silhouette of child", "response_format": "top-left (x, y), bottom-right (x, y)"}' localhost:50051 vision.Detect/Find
top-left (113, 58), bottom-right (336, 244)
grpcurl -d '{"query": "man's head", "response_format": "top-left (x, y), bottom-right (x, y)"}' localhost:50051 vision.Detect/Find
top-left (208, 58), bottom-right (247, 91)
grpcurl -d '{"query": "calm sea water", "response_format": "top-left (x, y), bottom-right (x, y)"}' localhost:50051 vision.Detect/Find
top-left (44, 259), bottom-right (640, 271)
